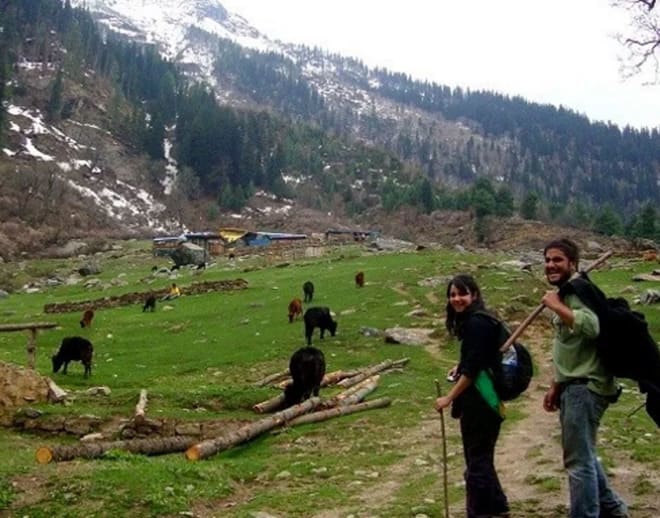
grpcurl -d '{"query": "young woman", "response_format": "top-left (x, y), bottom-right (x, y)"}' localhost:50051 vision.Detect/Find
top-left (435, 274), bottom-right (510, 518)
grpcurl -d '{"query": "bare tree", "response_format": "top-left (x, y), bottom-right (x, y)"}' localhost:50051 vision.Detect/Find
top-left (613, 0), bottom-right (660, 82)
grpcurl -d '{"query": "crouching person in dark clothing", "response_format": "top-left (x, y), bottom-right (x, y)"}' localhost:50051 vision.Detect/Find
top-left (435, 274), bottom-right (509, 518)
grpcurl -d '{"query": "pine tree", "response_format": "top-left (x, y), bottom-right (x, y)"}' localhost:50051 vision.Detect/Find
top-left (520, 192), bottom-right (539, 220)
top-left (46, 67), bottom-right (64, 122)
top-left (593, 206), bottom-right (623, 236)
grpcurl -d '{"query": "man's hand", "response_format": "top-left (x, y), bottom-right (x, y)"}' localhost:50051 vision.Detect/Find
top-left (543, 382), bottom-right (560, 412)
top-left (542, 291), bottom-right (563, 312)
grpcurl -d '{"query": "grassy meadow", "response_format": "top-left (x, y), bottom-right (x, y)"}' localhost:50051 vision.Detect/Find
top-left (0, 241), bottom-right (658, 517)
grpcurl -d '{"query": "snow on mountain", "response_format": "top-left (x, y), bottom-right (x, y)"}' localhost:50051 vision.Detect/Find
top-left (5, 102), bottom-right (175, 232)
top-left (70, 0), bottom-right (290, 63)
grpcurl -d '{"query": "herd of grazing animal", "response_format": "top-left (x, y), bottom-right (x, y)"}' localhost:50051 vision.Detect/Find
top-left (278, 274), bottom-right (365, 407)
top-left (50, 268), bottom-right (365, 414)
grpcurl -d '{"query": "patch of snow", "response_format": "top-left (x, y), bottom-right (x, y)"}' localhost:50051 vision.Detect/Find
top-left (23, 138), bottom-right (54, 161)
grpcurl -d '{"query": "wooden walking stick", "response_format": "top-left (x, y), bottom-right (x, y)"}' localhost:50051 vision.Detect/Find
top-left (435, 379), bottom-right (450, 518)
top-left (499, 250), bottom-right (613, 352)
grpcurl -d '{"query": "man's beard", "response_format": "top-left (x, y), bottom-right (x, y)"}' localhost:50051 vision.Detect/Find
top-left (546, 271), bottom-right (571, 286)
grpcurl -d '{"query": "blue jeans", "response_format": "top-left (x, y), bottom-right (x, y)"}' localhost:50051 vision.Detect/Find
top-left (560, 384), bottom-right (628, 518)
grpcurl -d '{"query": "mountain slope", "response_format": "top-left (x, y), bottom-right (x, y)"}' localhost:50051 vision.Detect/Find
top-left (1, 0), bottom-right (659, 257)
top-left (68, 0), bottom-right (659, 213)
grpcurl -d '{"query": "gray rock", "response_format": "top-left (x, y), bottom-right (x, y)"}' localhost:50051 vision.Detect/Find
top-left (586, 240), bottom-right (604, 252)
top-left (640, 289), bottom-right (660, 305)
top-left (384, 327), bottom-right (435, 345)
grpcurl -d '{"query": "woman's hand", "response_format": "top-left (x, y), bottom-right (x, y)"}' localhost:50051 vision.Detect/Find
top-left (446, 365), bottom-right (458, 382)
top-left (435, 396), bottom-right (453, 412)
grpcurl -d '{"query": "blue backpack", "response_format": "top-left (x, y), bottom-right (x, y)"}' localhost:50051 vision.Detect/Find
top-left (477, 311), bottom-right (534, 401)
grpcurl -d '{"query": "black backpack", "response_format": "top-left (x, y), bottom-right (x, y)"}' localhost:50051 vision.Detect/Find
top-left (560, 273), bottom-right (660, 426)
top-left (477, 311), bottom-right (534, 401)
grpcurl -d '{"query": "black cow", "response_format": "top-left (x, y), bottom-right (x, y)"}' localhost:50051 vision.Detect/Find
top-left (52, 336), bottom-right (93, 377)
top-left (283, 346), bottom-right (326, 408)
top-left (143, 295), bottom-right (156, 312)
top-left (303, 307), bottom-right (337, 346)
top-left (303, 281), bottom-right (314, 303)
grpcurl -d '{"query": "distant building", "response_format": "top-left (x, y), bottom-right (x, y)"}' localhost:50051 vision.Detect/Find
top-left (325, 229), bottom-right (379, 242)
top-left (152, 228), bottom-right (309, 259)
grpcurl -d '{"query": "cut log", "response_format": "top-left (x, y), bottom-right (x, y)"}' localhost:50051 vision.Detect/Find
top-left (276, 378), bottom-right (292, 390)
top-left (390, 357), bottom-right (410, 369)
top-left (286, 397), bottom-right (392, 427)
top-left (336, 358), bottom-right (409, 389)
top-left (326, 375), bottom-right (380, 408)
top-left (186, 397), bottom-right (321, 461)
top-left (253, 369), bottom-right (290, 387)
top-left (36, 435), bottom-right (197, 464)
top-left (134, 389), bottom-right (148, 423)
top-left (274, 369), bottom-right (364, 389)
top-left (337, 359), bottom-right (395, 388)
top-left (47, 379), bottom-right (68, 403)
top-left (321, 369), bottom-right (362, 387)
top-left (252, 393), bottom-right (285, 414)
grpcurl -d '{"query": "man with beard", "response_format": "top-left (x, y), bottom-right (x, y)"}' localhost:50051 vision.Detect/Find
top-left (541, 238), bottom-right (628, 518)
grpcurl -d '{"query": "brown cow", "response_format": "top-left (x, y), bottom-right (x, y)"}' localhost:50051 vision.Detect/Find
top-left (288, 298), bottom-right (303, 323)
top-left (80, 309), bottom-right (94, 328)
top-left (355, 271), bottom-right (365, 288)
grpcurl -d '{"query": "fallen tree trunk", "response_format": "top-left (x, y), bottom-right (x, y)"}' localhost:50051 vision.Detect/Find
top-left (328, 376), bottom-right (380, 407)
top-left (337, 358), bottom-right (410, 389)
top-left (47, 379), bottom-right (67, 403)
top-left (252, 393), bottom-right (285, 414)
top-left (337, 360), bottom-right (394, 388)
top-left (286, 397), bottom-right (392, 427)
top-left (134, 389), bottom-right (148, 423)
top-left (36, 435), bottom-right (197, 464)
top-left (390, 357), bottom-right (410, 369)
top-left (186, 397), bottom-right (321, 461)
top-left (275, 369), bottom-right (364, 389)
top-left (321, 369), bottom-right (362, 387)
top-left (253, 369), bottom-right (290, 387)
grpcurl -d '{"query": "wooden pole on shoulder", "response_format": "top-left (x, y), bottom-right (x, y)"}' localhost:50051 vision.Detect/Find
top-left (499, 250), bottom-right (613, 352)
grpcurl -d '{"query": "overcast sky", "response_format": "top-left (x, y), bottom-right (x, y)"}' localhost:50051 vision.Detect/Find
top-left (221, 0), bottom-right (658, 130)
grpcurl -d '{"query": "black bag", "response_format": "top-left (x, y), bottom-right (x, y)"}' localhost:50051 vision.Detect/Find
top-left (477, 311), bottom-right (534, 401)
top-left (560, 273), bottom-right (660, 426)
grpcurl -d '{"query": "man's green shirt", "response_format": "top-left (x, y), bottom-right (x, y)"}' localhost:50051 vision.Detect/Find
top-left (552, 293), bottom-right (619, 396)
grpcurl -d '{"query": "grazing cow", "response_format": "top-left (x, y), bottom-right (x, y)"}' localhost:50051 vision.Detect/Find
top-left (283, 346), bottom-right (326, 407)
top-left (303, 281), bottom-right (314, 303)
top-left (288, 297), bottom-right (303, 323)
top-left (143, 295), bottom-right (156, 312)
top-left (355, 271), bottom-right (365, 288)
top-left (52, 336), bottom-right (93, 377)
top-left (79, 309), bottom-right (94, 328)
top-left (304, 307), bottom-right (338, 346)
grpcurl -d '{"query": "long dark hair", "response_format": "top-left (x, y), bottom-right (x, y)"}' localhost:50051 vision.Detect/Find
top-left (445, 274), bottom-right (486, 338)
